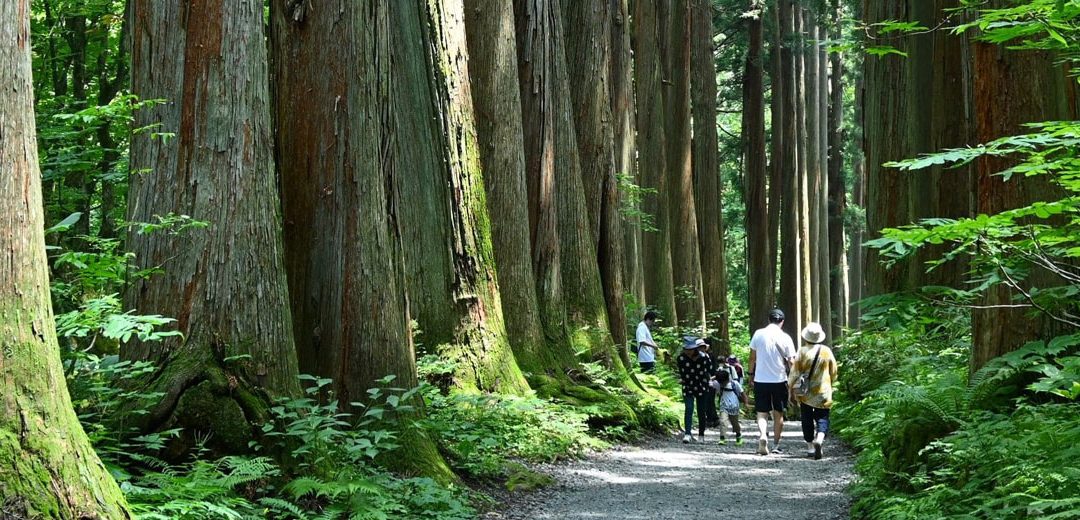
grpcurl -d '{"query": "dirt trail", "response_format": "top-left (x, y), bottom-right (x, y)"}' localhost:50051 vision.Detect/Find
top-left (492, 420), bottom-right (854, 520)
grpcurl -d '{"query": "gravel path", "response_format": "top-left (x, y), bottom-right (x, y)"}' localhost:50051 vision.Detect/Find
top-left (491, 419), bottom-right (855, 520)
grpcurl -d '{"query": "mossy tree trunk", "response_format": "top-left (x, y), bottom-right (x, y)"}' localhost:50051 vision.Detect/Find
top-left (270, 0), bottom-right (451, 479)
top-left (561, 0), bottom-right (630, 362)
top-left (462, 0), bottom-right (561, 376)
top-left (390, 0), bottom-right (529, 395)
top-left (0, 5), bottom-right (130, 516)
top-left (126, 0), bottom-right (300, 454)
top-left (514, 0), bottom-right (622, 368)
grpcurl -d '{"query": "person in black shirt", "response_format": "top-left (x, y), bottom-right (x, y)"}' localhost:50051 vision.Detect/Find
top-left (677, 337), bottom-right (713, 443)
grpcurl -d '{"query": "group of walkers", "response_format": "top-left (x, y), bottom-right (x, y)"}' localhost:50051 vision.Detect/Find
top-left (635, 308), bottom-right (838, 459)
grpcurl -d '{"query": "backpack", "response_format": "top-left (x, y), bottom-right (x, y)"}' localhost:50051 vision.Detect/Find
top-left (630, 341), bottom-right (639, 355)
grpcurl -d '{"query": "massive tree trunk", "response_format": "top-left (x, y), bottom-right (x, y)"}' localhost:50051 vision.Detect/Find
top-left (0, 5), bottom-right (130, 515)
top-left (390, 0), bottom-right (529, 394)
top-left (515, 0), bottom-right (621, 367)
top-left (664, 0), bottom-right (707, 330)
top-left (270, 0), bottom-right (449, 478)
top-left (632, 0), bottom-right (677, 324)
top-left (796, 5), bottom-right (814, 332)
top-left (743, 0), bottom-right (772, 336)
top-left (970, 33), bottom-right (1077, 370)
top-left (863, 0), bottom-right (973, 297)
top-left (611, 0), bottom-right (645, 308)
top-left (463, 0), bottom-right (562, 376)
top-left (778, 0), bottom-right (800, 336)
top-left (827, 0), bottom-right (846, 340)
top-left (562, 0), bottom-right (630, 358)
top-left (127, 0), bottom-right (300, 453)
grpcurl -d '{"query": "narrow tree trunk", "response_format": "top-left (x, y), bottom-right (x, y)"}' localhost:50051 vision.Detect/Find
top-left (562, 0), bottom-right (630, 357)
top-left (664, 0), bottom-right (706, 331)
top-left (127, 0), bottom-right (300, 454)
top-left (804, 9), bottom-right (822, 324)
top-left (633, 0), bottom-right (677, 324)
top-left (827, 0), bottom-right (846, 340)
top-left (611, 0), bottom-right (646, 308)
top-left (1, 5), bottom-right (130, 515)
top-left (778, 0), bottom-right (801, 336)
top-left (767, 0), bottom-right (783, 318)
top-left (795, 6), bottom-right (813, 332)
top-left (270, 0), bottom-right (450, 479)
top-left (816, 23), bottom-right (832, 329)
top-left (463, 0), bottom-right (562, 376)
top-left (743, 0), bottom-right (771, 337)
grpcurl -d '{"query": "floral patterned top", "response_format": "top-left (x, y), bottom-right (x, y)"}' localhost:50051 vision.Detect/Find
top-left (788, 344), bottom-right (838, 409)
top-left (678, 352), bottom-right (713, 397)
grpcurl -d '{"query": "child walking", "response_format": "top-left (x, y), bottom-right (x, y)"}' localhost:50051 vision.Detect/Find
top-left (710, 369), bottom-right (746, 445)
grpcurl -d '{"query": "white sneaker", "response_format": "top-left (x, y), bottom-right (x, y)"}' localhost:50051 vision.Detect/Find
top-left (757, 437), bottom-right (769, 455)
top-left (813, 440), bottom-right (823, 460)
top-left (682, 434), bottom-right (692, 444)
top-left (806, 441), bottom-right (816, 457)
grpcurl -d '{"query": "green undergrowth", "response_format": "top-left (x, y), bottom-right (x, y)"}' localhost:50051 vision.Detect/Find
top-left (834, 307), bottom-right (1080, 519)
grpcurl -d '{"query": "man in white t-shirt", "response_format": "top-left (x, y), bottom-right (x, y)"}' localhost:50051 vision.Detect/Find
top-left (748, 308), bottom-right (796, 455)
top-left (635, 311), bottom-right (659, 373)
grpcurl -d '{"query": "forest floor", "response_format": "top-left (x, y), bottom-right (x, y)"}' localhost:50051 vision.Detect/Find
top-left (488, 419), bottom-right (855, 520)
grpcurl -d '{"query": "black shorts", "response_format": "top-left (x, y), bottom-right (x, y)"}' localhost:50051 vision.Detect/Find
top-left (754, 382), bottom-right (789, 413)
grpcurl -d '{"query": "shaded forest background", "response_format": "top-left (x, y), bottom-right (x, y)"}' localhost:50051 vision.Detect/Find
top-left (3, 0), bottom-right (1080, 518)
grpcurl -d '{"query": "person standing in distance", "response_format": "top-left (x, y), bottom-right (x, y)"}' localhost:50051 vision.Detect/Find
top-left (748, 308), bottom-right (796, 455)
top-left (635, 311), bottom-right (660, 373)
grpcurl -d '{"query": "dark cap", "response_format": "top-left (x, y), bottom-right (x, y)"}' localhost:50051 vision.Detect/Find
top-left (768, 308), bottom-right (785, 323)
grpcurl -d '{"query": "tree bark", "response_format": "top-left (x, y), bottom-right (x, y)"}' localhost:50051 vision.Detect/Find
top-left (743, 0), bottom-right (771, 338)
top-left (611, 0), bottom-right (646, 309)
top-left (863, 0), bottom-right (973, 297)
top-left (463, 0), bottom-right (562, 376)
top-left (562, 0), bottom-right (630, 358)
top-left (804, 9), bottom-right (822, 324)
top-left (795, 5), bottom-right (813, 333)
top-left (632, 0), bottom-right (677, 324)
top-left (970, 35), bottom-right (1077, 370)
top-left (390, 0), bottom-right (529, 395)
top-left (767, 0), bottom-right (783, 321)
top-left (127, 0), bottom-right (300, 454)
top-left (816, 23), bottom-right (832, 329)
top-left (777, 0), bottom-right (801, 336)
top-left (270, 0), bottom-right (450, 478)
top-left (664, 0), bottom-right (706, 330)
top-left (1, 5), bottom-right (130, 515)
top-left (515, 0), bottom-right (621, 366)
top-left (827, 0), bottom-right (846, 340)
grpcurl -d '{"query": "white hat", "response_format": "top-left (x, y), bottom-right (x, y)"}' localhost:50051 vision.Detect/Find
top-left (801, 322), bottom-right (826, 344)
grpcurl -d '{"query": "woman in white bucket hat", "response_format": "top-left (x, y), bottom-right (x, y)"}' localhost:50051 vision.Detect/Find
top-left (788, 322), bottom-right (838, 460)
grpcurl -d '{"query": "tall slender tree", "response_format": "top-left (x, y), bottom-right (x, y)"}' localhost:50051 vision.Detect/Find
top-left (778, 0), bottom-right (801, 336)
top-left (127, 0), bottom-right (300, 452)
top-left (611, 0), bottom-right (646, 307)
top-left (767, 0), bottom-right (784, 320)
top-left (270, 0), bottom-right (449, 478)
top-left (633, 0), bottom-right (677, 323)
top-left (744, 0), bottom-right (772, 333)
top-left (826, 0), bottom-right (846, 339)
top-left (805, 8), bottom-right (823, 323)
top-left (1, 4), bottom-right (129, 514)
top-left (664, 0), bottom-right (707, 330)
